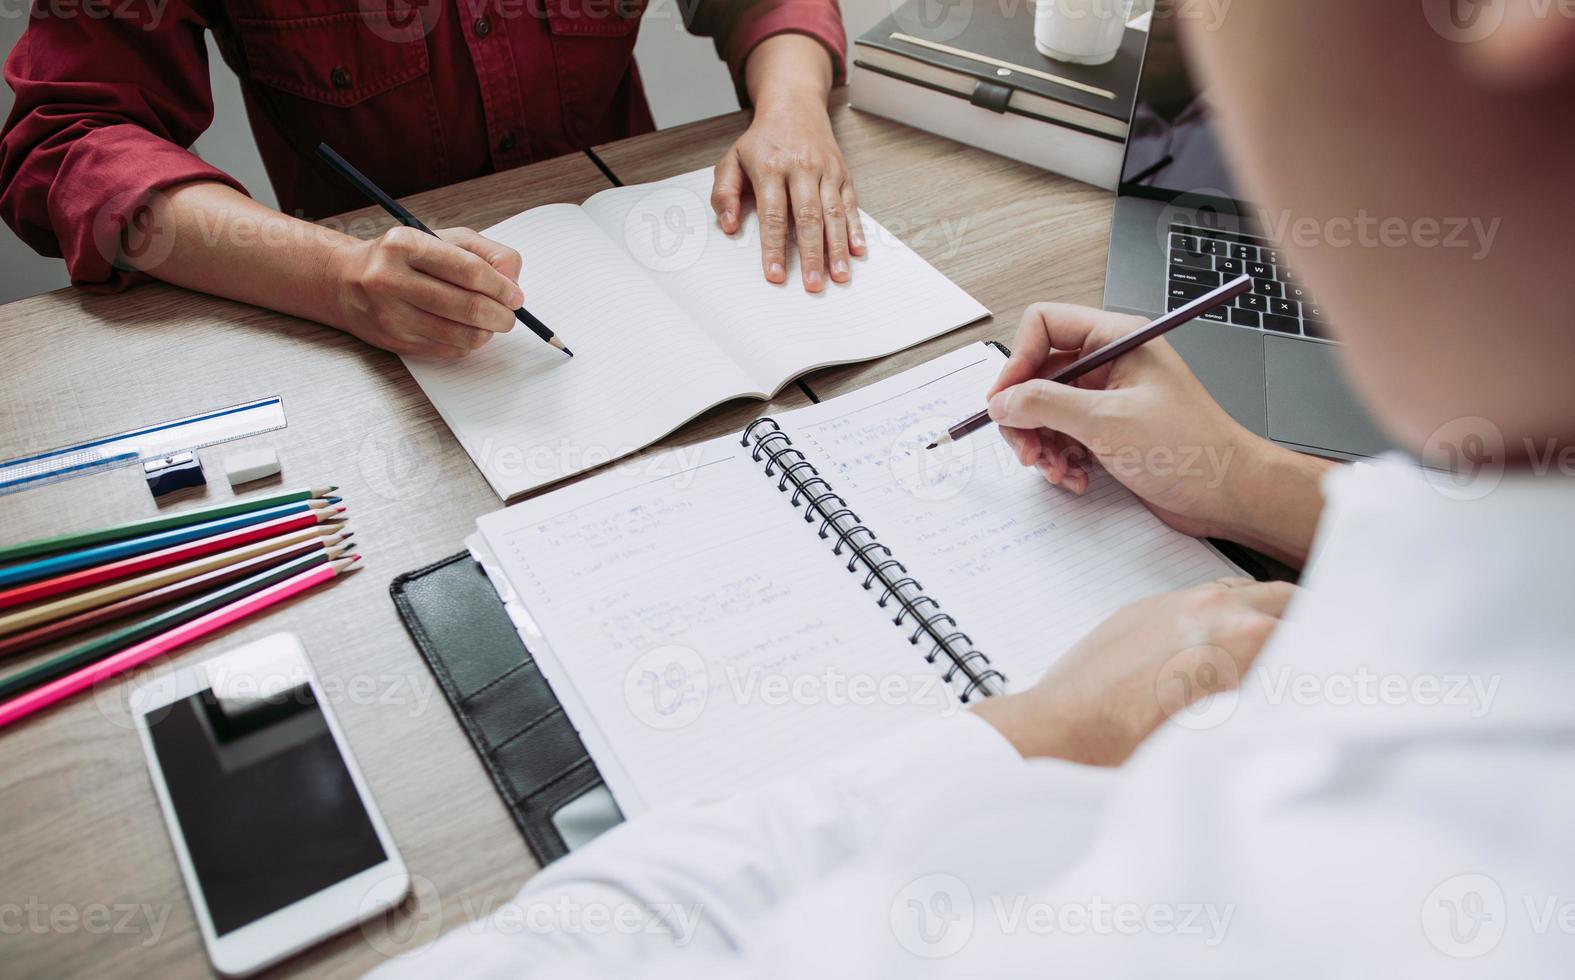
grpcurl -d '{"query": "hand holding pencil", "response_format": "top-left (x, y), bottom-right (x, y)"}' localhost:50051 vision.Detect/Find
top-left (316, 143), bottom-right (572, 359)
top-left (982, 299), bottom-right (1284, 542)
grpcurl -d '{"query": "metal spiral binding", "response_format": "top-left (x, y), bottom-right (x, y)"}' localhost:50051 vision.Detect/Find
top-left (742, 418), bottom-right (1006, 702)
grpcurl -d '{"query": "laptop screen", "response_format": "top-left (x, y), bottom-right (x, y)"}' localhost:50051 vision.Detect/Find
top-left (1118, 9), bottom-right (1243, 205)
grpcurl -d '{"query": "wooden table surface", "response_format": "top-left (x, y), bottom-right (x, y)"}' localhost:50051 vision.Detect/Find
top-left (0, 92), bottom-right (1113, 979)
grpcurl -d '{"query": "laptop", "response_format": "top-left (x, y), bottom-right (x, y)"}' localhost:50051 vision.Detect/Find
top-left (1102, 11), bottom-right (1391, 460)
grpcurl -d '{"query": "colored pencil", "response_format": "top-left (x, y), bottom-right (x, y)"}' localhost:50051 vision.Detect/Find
top-left (0, 486), bottom-right (338, 564)
top-left (0, 531), bottom-right (350, 655)
top-left (0, 498), bottom-right (341, 590)
top-left (0, 556), bottom-right (361, 730)
top-left (0, 543), bottom-right (356, 703)
top-left (315, 143), bottom-right (572, 357)
top-left (0, 506), bottom-right (346, 612)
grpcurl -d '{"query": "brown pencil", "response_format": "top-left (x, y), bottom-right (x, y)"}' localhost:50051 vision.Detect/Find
top-left (0, 523), bottom-right (344, 639)
top-left (929, 274), bottom-right (1254, 448)
top-left (0, 532), bottom-right (350, 660)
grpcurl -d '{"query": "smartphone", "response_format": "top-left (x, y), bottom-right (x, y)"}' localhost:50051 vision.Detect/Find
top-left (132, 632), bottom-right (408, 977)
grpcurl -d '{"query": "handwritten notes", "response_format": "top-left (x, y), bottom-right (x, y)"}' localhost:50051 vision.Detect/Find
top-left (778, 347), bottom-right (1241, 684)
top-left (478, 443), bottom-right (955, 816)
top-left (474, 344), bottom-right (1239, 816)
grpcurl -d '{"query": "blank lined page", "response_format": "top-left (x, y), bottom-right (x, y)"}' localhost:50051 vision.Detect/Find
top-left (476, 434), bottom-right (956, 816)
top-left (776, 345), bottom-right (1243, 686)
top-left (580, 169), bottom-right (989, 392)
top-left (401, 205), bottom-right (755, 499)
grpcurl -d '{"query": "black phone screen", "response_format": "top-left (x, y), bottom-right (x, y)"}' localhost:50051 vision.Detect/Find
top-left (146, 684), bottom-right (387, 936)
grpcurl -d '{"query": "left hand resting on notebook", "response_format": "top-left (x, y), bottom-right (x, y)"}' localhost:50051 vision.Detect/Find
top-left (972, 577), bottom-right (1296, 766)
top-left (711, 34), bottom-right (864, 294)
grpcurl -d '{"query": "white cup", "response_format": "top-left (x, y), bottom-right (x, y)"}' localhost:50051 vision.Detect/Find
top-left (1034, 0), bottom-right (1135, 66)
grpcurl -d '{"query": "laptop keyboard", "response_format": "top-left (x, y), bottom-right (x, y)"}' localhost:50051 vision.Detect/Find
top-left (1167, 224), bottom-right (1335, 343)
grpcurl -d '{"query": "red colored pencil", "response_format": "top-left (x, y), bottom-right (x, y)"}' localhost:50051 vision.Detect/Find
top-left (0, 532), bottom-right (351, 660)
top-left (0, 506), bottom-right (345, 612)
top-left (0, 555), bottom-right (360, 730)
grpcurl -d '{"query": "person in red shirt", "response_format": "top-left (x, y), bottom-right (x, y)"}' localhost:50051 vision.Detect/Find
top-left (0, 0), bottom-right (862, 357)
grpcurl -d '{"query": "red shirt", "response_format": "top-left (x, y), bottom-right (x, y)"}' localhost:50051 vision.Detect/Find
top-left (0, 0), bottom-right (845, 291)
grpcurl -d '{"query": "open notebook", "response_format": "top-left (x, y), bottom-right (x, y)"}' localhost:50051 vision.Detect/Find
top-left (468, 345), bottom-right (1241, 816)
top-left (402, 167), bottom-right (989, 499)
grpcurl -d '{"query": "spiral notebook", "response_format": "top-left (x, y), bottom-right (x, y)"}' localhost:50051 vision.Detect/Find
top-left (468, 344), bottom-right (1241, 816)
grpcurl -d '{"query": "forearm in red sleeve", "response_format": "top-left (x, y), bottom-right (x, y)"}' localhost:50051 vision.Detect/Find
top-left (0, 4), bottom-right (248, 293)
top-left (683, 0), bottom-right (847, 105)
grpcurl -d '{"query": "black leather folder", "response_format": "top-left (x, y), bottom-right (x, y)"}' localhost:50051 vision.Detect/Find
top-left (390, 552), bottom-right (620, 865)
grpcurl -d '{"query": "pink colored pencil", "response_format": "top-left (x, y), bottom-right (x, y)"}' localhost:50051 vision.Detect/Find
top-left (0, 556), bottom-right (359, 730)
top-left (0, 506), bottom-right (345, 612)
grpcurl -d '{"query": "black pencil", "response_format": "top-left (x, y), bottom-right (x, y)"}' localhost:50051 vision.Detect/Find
top-left (315, 143), bottom-right (571, 357)
top-left (930, 274), bottom-right (1254, 448)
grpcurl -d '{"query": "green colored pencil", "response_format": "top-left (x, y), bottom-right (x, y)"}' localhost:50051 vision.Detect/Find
top-left (0, 486), bottom-right (337, 565)
top-left (0, 540), bottom-right (353, 703)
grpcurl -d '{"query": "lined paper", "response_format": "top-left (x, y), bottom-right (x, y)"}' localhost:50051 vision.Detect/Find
top-left (776, 345), bottom-right (1243, 685)
top-left (403, 175), bottom-right (987, 500)
top-left (403, 206), bottom-right (751, 498)
top-left (477, 437), bottom-right (956, 816)
top-left (581, 168), bottom-right (989, 391)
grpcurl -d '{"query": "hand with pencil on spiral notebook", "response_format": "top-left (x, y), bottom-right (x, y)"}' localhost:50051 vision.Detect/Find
top-left (468, 343), bottom-right (1271, 815)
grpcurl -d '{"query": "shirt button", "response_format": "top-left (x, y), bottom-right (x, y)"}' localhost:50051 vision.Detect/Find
top-left (330, 67), bottom-right (352, 90)
top-left (473, 16), bottom-right (492, 37)
top-left (498, 131), bottom-right (517, 153)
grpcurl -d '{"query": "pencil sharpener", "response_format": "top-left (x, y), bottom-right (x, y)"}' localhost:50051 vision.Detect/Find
top-left (145, 451), bottom-right (206, 497)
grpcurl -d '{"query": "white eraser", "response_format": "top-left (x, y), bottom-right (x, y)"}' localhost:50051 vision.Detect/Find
top-left (224, 447), bottom-right (281, 487)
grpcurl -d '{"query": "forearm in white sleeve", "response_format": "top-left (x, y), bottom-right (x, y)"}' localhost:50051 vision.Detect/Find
top-left (365, 712), bottom-right (1025, 978)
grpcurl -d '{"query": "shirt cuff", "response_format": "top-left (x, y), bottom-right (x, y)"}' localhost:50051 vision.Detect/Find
top-left (724, 0), bottom-right (848, 106)
top-left (48, 124), bottom-right (248, 293)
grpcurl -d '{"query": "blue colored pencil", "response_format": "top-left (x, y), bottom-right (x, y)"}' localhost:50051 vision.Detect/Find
top-left (0, 497), bottom-right (340, 589)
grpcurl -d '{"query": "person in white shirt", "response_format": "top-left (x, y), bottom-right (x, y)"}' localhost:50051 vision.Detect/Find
top-left (369, 5), bottom-right (1575, 977)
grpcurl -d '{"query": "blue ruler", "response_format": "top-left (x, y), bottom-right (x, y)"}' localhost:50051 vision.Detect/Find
top-left (0, 397), bottom-right (287, 496)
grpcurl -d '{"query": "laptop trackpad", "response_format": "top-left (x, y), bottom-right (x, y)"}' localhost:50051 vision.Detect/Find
top-left (1264, 337), bottom-right (1391, 457)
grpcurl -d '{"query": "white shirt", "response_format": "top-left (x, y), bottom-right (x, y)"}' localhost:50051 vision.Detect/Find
top-left (370, 457), bottom-right (1575, 977)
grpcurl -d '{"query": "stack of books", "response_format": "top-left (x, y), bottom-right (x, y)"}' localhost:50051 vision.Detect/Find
top-left (850, 1), bottom-right (1146, 189)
